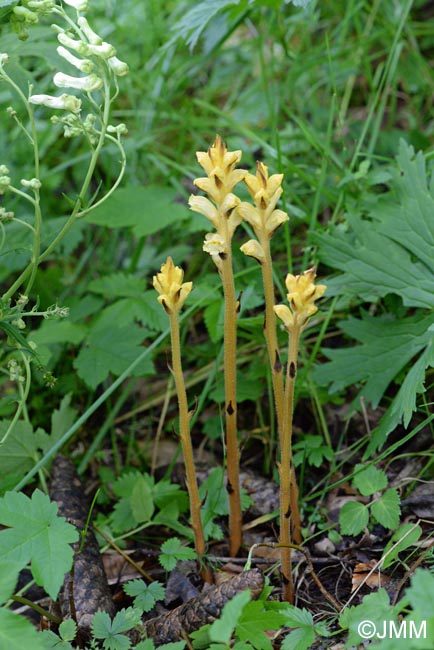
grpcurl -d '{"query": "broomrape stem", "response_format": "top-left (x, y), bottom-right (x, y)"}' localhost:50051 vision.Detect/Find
top-left (221, 249), bottom-right (243, 557)
top-left (169, 310), bottom-right (207, 571)
top-left (258, 232), bottom-right (284, 447)
top-left (280, 319), bottom-right (301, 603)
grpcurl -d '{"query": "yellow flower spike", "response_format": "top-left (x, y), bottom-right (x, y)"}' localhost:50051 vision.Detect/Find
top-left (285, 267), bottom-right (327, 327)
top-left (274, 267), bottom-right (326, 331)
top-left (153, 257), bottom-right (193, 315)
top-left (239, 162), bottom-right (289, 239)
top-left (194, 135), bottom-right (246, 204)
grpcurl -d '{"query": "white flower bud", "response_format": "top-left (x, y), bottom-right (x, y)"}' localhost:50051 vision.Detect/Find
top-left (107, 56), bottom-right (129, 76)
top-left (86, 42), bottom-right (116, 59)
top-left (62, 0), bottom-right (88, 10)
top-left (57, 46), bottom-right (94, 73)
top-left (0, 53), bottom-right (9, 66)
top-left (77, 16), bottom-right (102, 45)
top-left (57, 32), bottom-right (83, 53)
top-left (53, 72), bottom-right (103, 92)
top-left (107, 123), bottom-right (128, 135)
top-left (21, 178), bottom-right (42, 190)
top-left (29, 93), bottom-right (82, 113)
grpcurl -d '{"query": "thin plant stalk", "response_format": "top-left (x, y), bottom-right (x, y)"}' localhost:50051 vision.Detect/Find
top-left (169, 310), bottom-right (207, 569)
top-left (220, 245), bottom-right (243, 557)
top-left (279, 319), bottom-right (301, 603)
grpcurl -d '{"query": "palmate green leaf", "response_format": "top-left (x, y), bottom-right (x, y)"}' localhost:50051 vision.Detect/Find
top-left (159, 537), bottom-right (196, 571)
top-left (314, 312), bottom-right (434, 405)
top-left (339, 501), bottom-right (369, 536)
top-left (371, 489), bottom-right (401, 530)
top-left (92, 607), bottom-right (141, 650)
top-left (406, 569), bottom-right (434, 619)
top-left (84, 185), bottom-right (189, 237)
top-left (339, 589), bottom-right (398, 646)
top-left (0, 490), bottom-right (78, 599)
top-left (123, 579), bottom-right (165, 613)
top-left (316, 142), bottom-right (434, 309)
top-left (366, 337), bottom-right (434, 454)
top-left (90, 294), bottom-right (168, 333)
top-left (73, 323), bottom-right (154, 389)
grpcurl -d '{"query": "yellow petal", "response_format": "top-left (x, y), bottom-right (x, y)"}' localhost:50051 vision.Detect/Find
top-left (237, 202), bottom-right (262, 230)
top-left (266, 209), bottom-right (289, 235)
top-left (240, 239), bottom-right (265, 263)
top-left (188, 195), bottom-right (219, 227)
top-left (273, 304), bottom-right (294, 332)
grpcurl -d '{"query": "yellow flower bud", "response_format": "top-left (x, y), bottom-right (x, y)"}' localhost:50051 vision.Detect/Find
top-left (273, 304), bottom-right (294, 332)
top-left (153, 257), bottom-right (192, 314)
top-left (193, 135), bottom-right (246, 205)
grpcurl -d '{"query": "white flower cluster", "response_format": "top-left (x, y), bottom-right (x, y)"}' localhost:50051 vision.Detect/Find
top-left (28, 10), bottom-right (128, 123)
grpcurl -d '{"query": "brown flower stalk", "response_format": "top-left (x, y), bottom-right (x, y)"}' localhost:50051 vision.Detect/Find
top-left (238, 162), bottom-right (302, 546)
top-left (274, 267), bottom-right (326, 601)
top-left (153, 257), bottom-right (207, 571)
top-left (189, 135), bottom-right (246, 556)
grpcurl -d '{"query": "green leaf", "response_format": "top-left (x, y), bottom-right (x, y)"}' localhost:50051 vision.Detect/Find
top-left (314, 312), bottom-right (434, 406)
top-left (92, 294), bottom-right (168, 333)
top-left (84, 185), bottom-right (189, 237)
top-left (30, 320), bottom-right (87, 346)
top-left (0, 490), bottom-right (78, 599)
top-left (92, 607), bottom-right (141, 650)
top-left (209, 591), bottom-right (251, 643)
top-left (0, 420), bottom-right (44, 476)
top-left (123, 580), bottom-right (165, 613)
top-left (366, 338), bottom-right (434, 454)
top-left (204, 300), bottom-right (224, 343)
top-left (0, 608), bottom-right (45, 650)
top-left (51, 394), bottom-right (78, 440)
top-left (406, 569), bottom-right (434, 619)
top-left (382, 524), bottom-right (422, 570)
top-left (281, 627), bottom-right (315, 650)
top-left (130, 475), bottom-right (154, 523)
top-left (353, 464), bottom-right (388, 496)
top-left (339, 589), bottom-right (400, 646)
top-left (159, 538), bottom-right (196, 571)
top-left (88, 273), bottom-right (147, 299)
top-left (169, 0), bottom-right (243, 51)
top-left (371, 489), bottom-right (400, 530)
top-left (236, 600), bottom-right (288, 650)
top-left (73, 323), bottom-right (154, 389)
top-left (339, 501), bottom-right (369, 536)
top-left (58, 619), bottom-right (77, 642)
top-left (0, 560), bottom-right (22, 604)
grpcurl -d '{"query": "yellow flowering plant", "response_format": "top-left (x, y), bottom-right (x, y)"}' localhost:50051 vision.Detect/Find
top-left (154, 136), bottom-right (326, 602)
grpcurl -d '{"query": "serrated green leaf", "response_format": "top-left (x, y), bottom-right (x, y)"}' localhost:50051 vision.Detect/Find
top-left (58, 618), bottom-right (77, 642)
top-left (84, 185), bottom-right (189, 237)
top-left (314, 312), bottom-right (434, 405)
top-left (123, 580), bottom-right (165, 613)
top-left (236, 600), bottom-right (288, 650)
top-left (353, 464), bottom-right (388, 496)
top-left (281, 605), bottom-right (314, 628)
top-left (366, 339), bottom-right (434, 454)
top-left (159, 538), bottom-right (196, 571)
top-left (51, 394), bottom-right (77, 440)
top-left (73, 323), bottom-right (154, 389)
top-left (0, 490), bottom-right (78, 599)
top-left (88, 273), bottom-right (147, 299)
top-left (339, 501), bottom-right (369, 536)
top-left (0, 560), bottom-right (22, 604)
top-left (371, 489), bottom-right (400, 530)
top-left (339, 589), bottom-right (400, 646)
top-left (382, 524), bottom-right (422, 569)
top-left (281, 627), bottom-right (315, 650)
top-left (131, 475), bottom-right (154, 523)
top-left (209, 591), bottom-right (251, 643)
top-left (0, 420), bottom-right (43, 475)
top-left (405, 569), bottom-right (434, 619)
top-left (0, 608), bottom-right (45, 650)
top-left (30, 319), bottom-right (87, 346)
